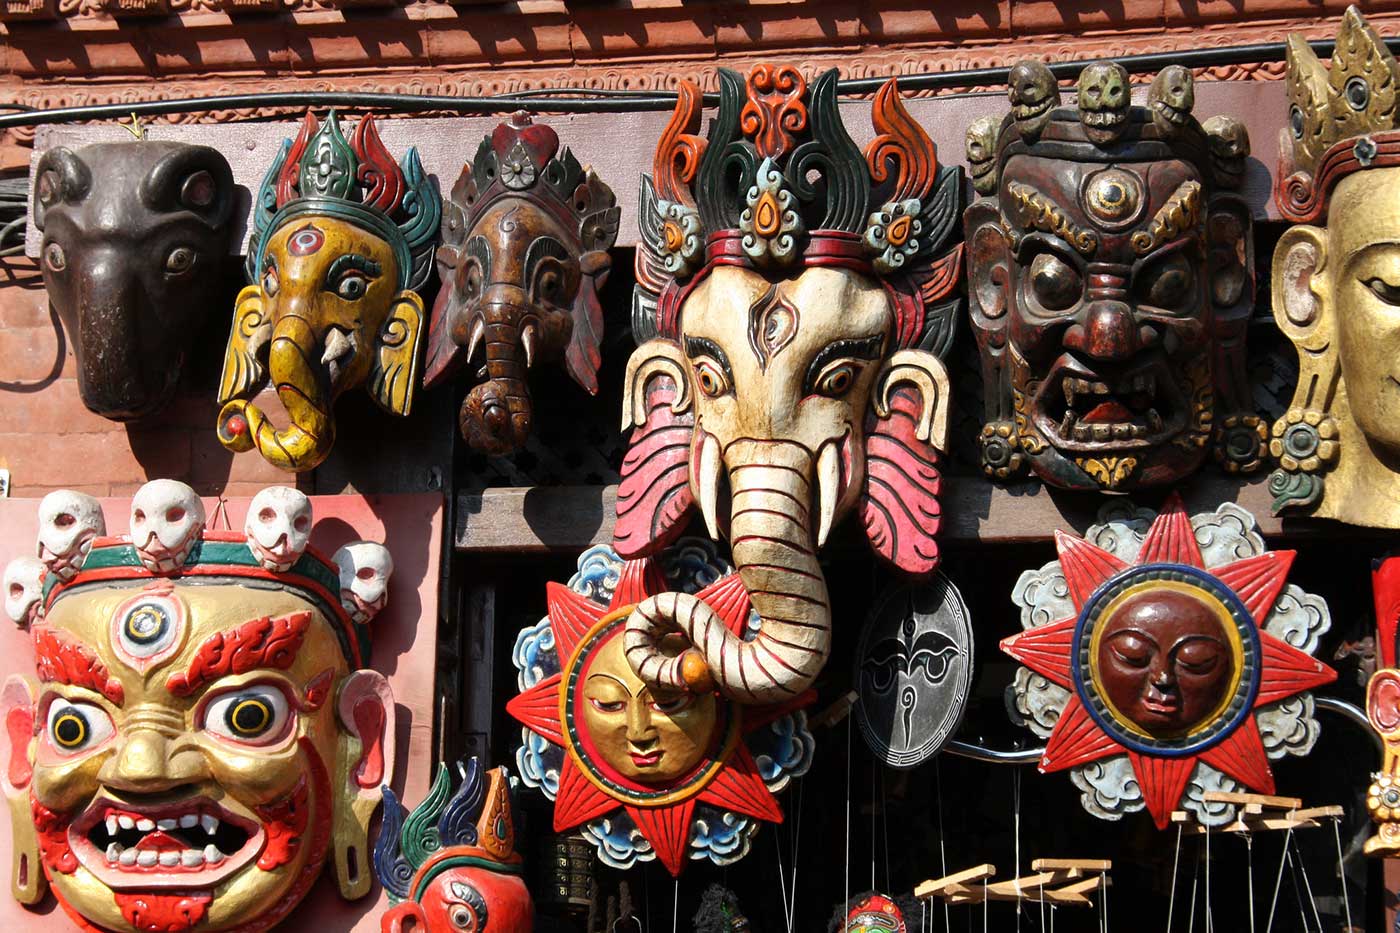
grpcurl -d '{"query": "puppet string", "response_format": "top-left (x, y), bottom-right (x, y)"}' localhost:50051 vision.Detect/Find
top-left (871, 756), bottom-right (878, 891)
top-left (1246, 834), bottom-right (1255, 933)
top-left (844, 713), bottom-right (852, 920)
top-left (934, 759), bottom-right (951, 933)
top-left (1283, 832), bottom-right (1310, 931)
top-left (1187, 835), bottom-right (1200, 933)
top-left (1167, 823), bottom-right (1182, 933)
top-left (774, 822), bottom-right (790, 932)
top-left (1264, 825), bottom-right (1294, 933)
top-left (671, 878), bottom-right (678, 933)
top-left (785, 776), bottom-right (804, 933)
top-left (1331, 816), bottom-right (1352, 931)
top-left (1204, 825), bottom-right (1211, 933)
top-left (1014, 768), bottom-right (1023, 913)
top-left (1291, 829), bottom-right (1324, 932)
top-left (881, 769), bottom-right (891, 895)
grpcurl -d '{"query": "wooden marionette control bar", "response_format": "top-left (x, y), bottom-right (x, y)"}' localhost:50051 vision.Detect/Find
top-left (1169, 792), bottom-right (1345, 835)
top-left (915, 860), bottom-right (1112, 907)
top-left (455, 475), bottom-right (1380, 553)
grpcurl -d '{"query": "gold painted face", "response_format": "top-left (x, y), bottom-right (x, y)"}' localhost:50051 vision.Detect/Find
top-left (579, 634), bottom-right (717, 784)
top-left (1328, 171), bottom-right (1400, 453)
top-left (29, 582), bottom-right (350, 933)
top-left (260, 217), bottom-right (402, 396)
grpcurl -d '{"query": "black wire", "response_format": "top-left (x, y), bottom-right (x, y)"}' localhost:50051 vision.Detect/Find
top-left (0, 34), bottom-right (1389, 130)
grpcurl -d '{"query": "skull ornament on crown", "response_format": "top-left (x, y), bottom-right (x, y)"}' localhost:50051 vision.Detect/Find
top-left (965, 60), bottom-right (1259, 491)
top-left (38, 490), bottom-right (107, 583)
top-left (216, 111), bottom-right (440, 473)
top-left (0, 479), bottom-right (397, 933)
top-left (617, 65), bottom-right (964, 705)
top-left (1268, 8), bottom-right (1400, 527)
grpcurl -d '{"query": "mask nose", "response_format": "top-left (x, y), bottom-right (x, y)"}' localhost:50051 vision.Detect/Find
top-left (1065, 300), bottom-right (1142, 361)
top-left (99, 707), bottom-right (206, 793)
top-left (625, 700), bottom-right (655, 744)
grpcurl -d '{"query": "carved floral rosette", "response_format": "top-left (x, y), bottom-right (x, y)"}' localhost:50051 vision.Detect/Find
top-left (508, 540), bottom-right (814, 875)
top-left (1004, 497), bottom-right (1334, 827)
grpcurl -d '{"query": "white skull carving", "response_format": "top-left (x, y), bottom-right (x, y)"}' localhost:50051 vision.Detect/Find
top-left (4, 557), bottom-right (45, 627)
top-left (129, 479), bottom-right (206, 574)
top-left (244, 487), bottom-right (313, 572)
top-left (333, 542), bottom-right (393, 624)
top-left (36, 490), bottom-right (106, 582)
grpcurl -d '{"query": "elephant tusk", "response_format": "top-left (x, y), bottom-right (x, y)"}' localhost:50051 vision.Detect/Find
top-left (815, 440), bottom-right (840, 547)
top-left (521, 324), bottom-right (538, 370)
top-left (321, 326), bottom-right (354, 365)
top-left (465, 317), bottom-right (486, 368)
top-left (696, 431), bottom-right (723, 540)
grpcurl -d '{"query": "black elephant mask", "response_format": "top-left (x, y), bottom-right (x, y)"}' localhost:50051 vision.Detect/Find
top-left (33, 141), bottom-right (235, 421)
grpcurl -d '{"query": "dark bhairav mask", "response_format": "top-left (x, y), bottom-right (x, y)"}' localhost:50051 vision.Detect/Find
top-left (965, 60), bottom-right (1258, 491)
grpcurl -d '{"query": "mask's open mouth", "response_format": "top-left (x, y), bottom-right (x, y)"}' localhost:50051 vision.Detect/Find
top-left (69, 795), bottom-right (264, 890)
top-left (1034, 358), bottom-right (1186, 451)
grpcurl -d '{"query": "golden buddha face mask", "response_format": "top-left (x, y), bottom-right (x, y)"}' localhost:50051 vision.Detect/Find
top-left (0, 480), bottom-right (396, 933)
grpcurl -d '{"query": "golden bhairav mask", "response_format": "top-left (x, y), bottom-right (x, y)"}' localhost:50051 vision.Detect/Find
top-left (1269, 8), bottom-right (1400, 525)
top-left (0, 480), bottom-right (397, 932)
top-left (965, 59), bottom-right (1258, 491)
top-left (216, 111), bottom-right (439, 473)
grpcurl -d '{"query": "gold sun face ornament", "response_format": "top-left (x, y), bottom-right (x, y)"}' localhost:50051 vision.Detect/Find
top-left (1002, 494), bottom-right (1336, 828)
top-left (506, 540), bottom-right (814, 875)
top-left (0, 480), bottom-right (396, 932)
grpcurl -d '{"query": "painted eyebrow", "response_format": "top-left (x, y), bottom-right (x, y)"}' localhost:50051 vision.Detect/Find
top-left (803, 335), bottom-right (884, 389)
top-left (465, 235), bottom-right (491, 274)
top-left (165, 611), bottom-right (312, 697)
top-left (683, 335), bottom-right (735, 382)
top-left (522, 236), bottom-right (568, 279)
top-left (34, 627), bottom-right (125, 705)
top-left (323, 254), bottom-right (382, 286)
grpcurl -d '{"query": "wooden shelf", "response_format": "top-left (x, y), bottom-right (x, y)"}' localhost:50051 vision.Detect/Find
top-left (455, 474), bottom-right (1373, 554)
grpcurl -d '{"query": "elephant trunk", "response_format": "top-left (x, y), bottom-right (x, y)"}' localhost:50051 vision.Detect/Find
top-left (624, 438), bottom-right (832, 705)
top-left (216, 314), bottom-right (335, 472)
top-left (459, 295), bottom-right (534, 455)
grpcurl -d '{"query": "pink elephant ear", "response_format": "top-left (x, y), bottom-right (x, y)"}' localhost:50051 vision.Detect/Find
top-left (563, 255), bottom-right (608, 395)
top-left (614, 372), bottom-right (695, 559)
top-left (860, 385), bottom-right (943, 576)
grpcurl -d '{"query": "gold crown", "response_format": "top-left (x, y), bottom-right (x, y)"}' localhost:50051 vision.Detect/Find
top-left (1286, 6), bottom-right (1399, 177)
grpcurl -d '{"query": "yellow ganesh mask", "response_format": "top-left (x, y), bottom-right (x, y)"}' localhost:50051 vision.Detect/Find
top-left (0, 480), bottom-right (397, 932)
top-left (216, 111), bottom-right (439, 473)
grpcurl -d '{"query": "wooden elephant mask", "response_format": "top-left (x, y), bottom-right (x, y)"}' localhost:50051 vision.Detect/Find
top-left (216, 111), bottom-right (440, 472)
top-left (423, 113), bottom-right (619, 455)
top-left (33, 141), bottom-right (235, 421)
top-left (964, 60), bottom-right (1257, 491)
top-left (615, 66), bottom-right (965, 704)
top-left (1268, 9), bottom-right (1400, 526)
top-left (0, 481), bottom-right (396, 932)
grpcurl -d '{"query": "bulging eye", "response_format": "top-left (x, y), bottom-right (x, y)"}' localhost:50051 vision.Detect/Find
top-left (46, 698), bottom-right (113, 754)
top-left (44, 241), bottom-right (66, 273)
top-left (262, 264), bottom-right (279, 297)
top-left (814, 363), bottom-right (857, 398)
top-left (693, 361), bottom-right (730, 398)
top-left (1140, 254), bottom-right (1196, 310)
top-left (336, 274), bottom-right (368, 301)
top-left (1029, 253), bottom-right (1080, 313)
top-left (165, 246), bottom-right (196, 275)
top-left (450, 905), bottom-right (476, 930)
top-left (202, 685), bottom-right (290, 745)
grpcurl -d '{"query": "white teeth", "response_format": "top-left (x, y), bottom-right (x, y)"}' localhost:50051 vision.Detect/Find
top-left (203, 845), bottom-right (224, 864)
top-left (180, 850), bottom-right (204, 867)
top-left (119, 849), bottom-right (137, 866)
top-left (179, 815), bottom-right (198, 829)
top-left (696, 433), bottom-right (722, 541)
top-left (200, 814), bottom-right (218, 835)
top-left (321, 326), bottom-right (353, 366)
top-left (106, 843), bottom-right (121, 862)
top-left (137, 851), bottom-right (157, 867)
top-left (158, 851), bottom-right (180, 867)
top-left (136, 819), bottom-right (155, 832)
top-left (118, 816), bottom-right (135, 830)
top-left (157, 818), bottom-right (177, 831)
top-left (106, 816), bottom-right (118, 836)
top-left (815, 441), bottom-right (840, 549)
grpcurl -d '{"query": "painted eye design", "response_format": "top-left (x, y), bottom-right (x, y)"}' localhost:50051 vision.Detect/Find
top-left (202, 685), bottom-right (290, 745)
top-left (650, 694), bottom-right (695, 715)
top-left (693, 361), bottom-right (730, 398)
top-left (335, 274), bottom-right (368, 301)
top-left (46, 699), bottom-right (114, 754)
top-left (262, 263), bottom-right (279, 297)
top-left (813, 363), bottom-right (857, 398)
top-left (165, 246), bottom-right (196, 275)
top-left (588, 698), bottom-right (626, 714)
top-left (44, 241), bottom-right (66, 273)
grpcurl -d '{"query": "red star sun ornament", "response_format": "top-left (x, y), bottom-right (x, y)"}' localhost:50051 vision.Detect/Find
top-left (1002, 495), bottom-right (1336, 828)
top-left (507, 543), bottom-right (814, 875)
